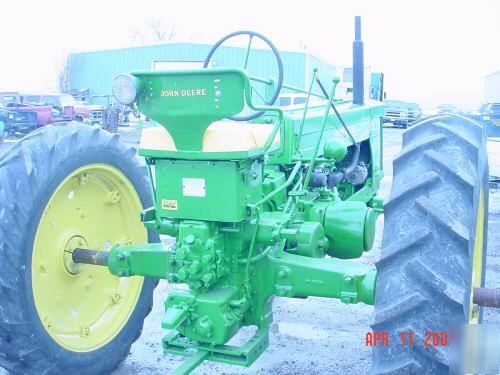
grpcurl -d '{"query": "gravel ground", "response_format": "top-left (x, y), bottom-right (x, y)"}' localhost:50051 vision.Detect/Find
top-left (112, 125), bottom-right (500, 375)
top-left (0, 124), bottom-right (498, 374)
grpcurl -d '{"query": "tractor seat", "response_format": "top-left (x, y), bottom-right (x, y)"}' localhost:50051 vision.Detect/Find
top-left (140, 121), bottom-right (280, 153)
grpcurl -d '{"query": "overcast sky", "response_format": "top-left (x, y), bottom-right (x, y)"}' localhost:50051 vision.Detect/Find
top-left (1, 0), bottom-right (499, 109)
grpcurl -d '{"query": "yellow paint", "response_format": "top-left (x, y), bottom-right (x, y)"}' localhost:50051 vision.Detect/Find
top-left (32, 164), bottom-right (146, 352)
top-left (468, 185), bottom-right (485, 324)
top-left (139, 121), bottom-right (280, 152)
top-left (161, 199), bottom-right (178, 210)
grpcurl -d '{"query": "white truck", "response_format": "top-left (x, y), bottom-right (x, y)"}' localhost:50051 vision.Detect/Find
top-left (485, 70), bottom-right (500, 103)
top-left (484, 71), bottom-right (500, 186)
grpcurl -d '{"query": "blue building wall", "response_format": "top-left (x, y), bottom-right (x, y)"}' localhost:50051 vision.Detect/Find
top-left (68, 42), bottom-right (337, 102)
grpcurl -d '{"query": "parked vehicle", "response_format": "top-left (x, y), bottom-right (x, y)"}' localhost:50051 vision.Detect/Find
top-left (382, 100), bottom-right (410, 128)
top-left (278, 93), bottom-right (326, 107)
top-left (437, 103), bottom-right (461, 114)
top-left (68, 90), bottom-right (109, 125)
top-left (406, 102), bottom-right (422, 123)
top-left (22, 93), bottom-right (86, 122)
top-left (479, 103), bottom-right (500, 137)
top-left (488, 137), bottom-right (500, 188)
top-left (0, 103), bottom-right (38, 138)
top-left (0, 92), bottom-right (21, 107)
top-left (0, 92), bottom-right (65, 126)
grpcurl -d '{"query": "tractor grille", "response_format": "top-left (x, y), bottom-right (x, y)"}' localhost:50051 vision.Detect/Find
top-left (385, 111), bottom-right (401, 117)
top-left (13, 111), bottom-right (37, 123)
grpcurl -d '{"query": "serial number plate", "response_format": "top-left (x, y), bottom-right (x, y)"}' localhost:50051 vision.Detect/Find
top-left (182, 178), bottom-right (206, 197)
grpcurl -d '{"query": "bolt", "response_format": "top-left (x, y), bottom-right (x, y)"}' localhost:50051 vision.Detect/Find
top-left (202, 273), bottom-right (214, 284)
top-left (278, 270), bottom-right (287, 279)
top-left (78, 173), bottom-right (88, 186)
top-left (472, 304), bottom-right (479, 319)
top-left (189, 261), bottom-right (200, 275)
top-left (108, 190), bottom-right (121, 204)
top-left (39, 263), bottom-right (47, 275)
top-left (184, 234), bottom-right (196, 245)
top-left (111, 291), bottom-right (122, 304)
top-left (201, 254), bottom-right (213, 264)
top-left (344, 276), bottom-right (353, 284)
top-left (177, 268), bottom-right (187, 281)
top-left (116, 253), bottom-right (126, 260)
top-left (79, 326), bottom-right (90, 337)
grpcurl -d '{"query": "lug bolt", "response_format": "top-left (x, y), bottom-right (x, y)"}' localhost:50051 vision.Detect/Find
top-left (79, 326), bottom-right (90, 337)
top-left (472, 304), bottom-right (479, 319)
top-left (111, 291), bottom-right (122, 304)
top-left (78, 173), bottom-right (88, 186)
top-left (116, 253), bottom-right (126, 260)
top-left (108, 190), bottom-right (121, 204)
top-left (43, 316), bottom-right (53, 329)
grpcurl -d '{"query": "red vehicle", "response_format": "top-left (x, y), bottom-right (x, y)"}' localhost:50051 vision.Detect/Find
top-left (0, 92), bottom-right (53, 126)
top-left (22, 93), bottom-right (90, 122)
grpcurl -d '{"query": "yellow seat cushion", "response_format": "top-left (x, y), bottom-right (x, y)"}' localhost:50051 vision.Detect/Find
top-left (140, 121), bottom-right (280, 152)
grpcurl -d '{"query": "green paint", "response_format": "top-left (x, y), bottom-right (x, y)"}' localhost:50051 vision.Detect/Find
top-left (98, 33), bottom-right (387, 374)
top-left (154, 158), bottom-right (262, 222)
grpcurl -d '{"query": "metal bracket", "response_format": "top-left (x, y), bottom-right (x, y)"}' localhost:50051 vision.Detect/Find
top-left (164, 329), bottom-right (269, 374)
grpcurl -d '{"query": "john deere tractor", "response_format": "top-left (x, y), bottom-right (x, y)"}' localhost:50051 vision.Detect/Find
top-left (0, 18), bottom-right (489, 374)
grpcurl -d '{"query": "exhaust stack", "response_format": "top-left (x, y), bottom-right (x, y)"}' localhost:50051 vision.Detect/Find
top-left (353, 16), bottom-right (364, 105)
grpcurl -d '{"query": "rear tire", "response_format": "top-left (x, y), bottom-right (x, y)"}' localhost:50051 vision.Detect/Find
top-left (372, 114), bottom-right (488, 374)
top-left (0, 124), bottom-right (158, 374)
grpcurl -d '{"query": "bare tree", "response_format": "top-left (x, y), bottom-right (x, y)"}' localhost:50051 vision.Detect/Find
top-left (131, 18), bottom-right (179, 44)
top-left (57, 57), bottom-right (71, 93)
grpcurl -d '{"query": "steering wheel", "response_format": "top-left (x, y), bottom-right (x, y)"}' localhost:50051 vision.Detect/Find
top-left (203, 30), bottom-right (284, 121)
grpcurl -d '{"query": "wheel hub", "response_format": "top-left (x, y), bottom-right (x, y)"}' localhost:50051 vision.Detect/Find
top-left (63, 236), bottom-right (87, 275)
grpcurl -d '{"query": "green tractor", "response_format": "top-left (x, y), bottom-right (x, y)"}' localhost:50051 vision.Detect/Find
top-left (0, 18), bottom-right (490, 374)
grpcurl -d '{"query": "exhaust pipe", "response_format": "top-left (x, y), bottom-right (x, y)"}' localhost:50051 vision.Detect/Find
top-left (353, 16), bottom-right (364, 106)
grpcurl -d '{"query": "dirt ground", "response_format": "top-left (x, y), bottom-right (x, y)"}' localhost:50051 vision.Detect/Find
top-left (0, 125), bottom-right (498, 375)
top-left (111, 126), bottom-right (500, 375)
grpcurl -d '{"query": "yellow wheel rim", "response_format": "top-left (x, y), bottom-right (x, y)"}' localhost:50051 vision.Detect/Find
top-left (32, 164), bottom-right (147, 352)
top-left (468, 185), bottom-right (485, 324)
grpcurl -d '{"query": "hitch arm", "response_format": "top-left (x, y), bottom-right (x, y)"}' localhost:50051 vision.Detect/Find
top-left (268, 252), bottom-right (376, 305)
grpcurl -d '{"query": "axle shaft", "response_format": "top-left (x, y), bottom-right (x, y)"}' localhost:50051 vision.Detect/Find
top-left (72, 248), bottom-right (109, 267)
top-left (473, 287), bottom-right (500, 308)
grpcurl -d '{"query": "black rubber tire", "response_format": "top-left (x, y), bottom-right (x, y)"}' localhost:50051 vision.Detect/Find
top-left (0, 124), bottom-right (159, 374)
top-left (372, 114), bottom-right (489, 374)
